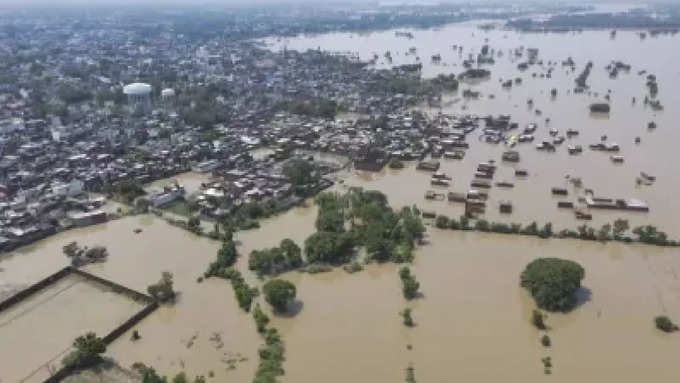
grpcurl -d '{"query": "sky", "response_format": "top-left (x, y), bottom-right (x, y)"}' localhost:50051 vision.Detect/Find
top-left (0, 0), bottom-right (676, 9)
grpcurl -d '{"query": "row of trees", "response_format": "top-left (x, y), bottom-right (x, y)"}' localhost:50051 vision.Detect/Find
top-left (434, 214), bottom-right (678, 247)
top-left (204, 241), bottom-right (257, 311)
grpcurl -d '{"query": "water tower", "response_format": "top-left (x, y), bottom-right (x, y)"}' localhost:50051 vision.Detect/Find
top-left (123, 82), bottom-right (153, 113)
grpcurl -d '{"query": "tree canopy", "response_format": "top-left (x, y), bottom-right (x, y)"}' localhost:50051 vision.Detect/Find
top-left (249, 238), bottom-right (303, 275)
top-left (520, 258), bottom-right (585, 312)
top-left (263, 279), bottom-right (297, 312)
top-left (62, 332), bottom-right (106, 368)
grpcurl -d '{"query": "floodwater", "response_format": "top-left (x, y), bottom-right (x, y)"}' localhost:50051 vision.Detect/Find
top-left (0, 273), bottom-right (144, 383)
top-left (0, 217), bottom-right (261, 383)
top-left (3, 21), bottom-right (680, 383)
top-left (266, 21), bottom-right (680, 237)
top-left (1, 183), bottom-right (679, 382)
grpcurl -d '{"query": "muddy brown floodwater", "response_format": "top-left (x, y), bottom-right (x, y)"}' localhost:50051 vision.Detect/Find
top-left (266, 20), bottom-right (680, 237)
top-left (3, 20), bottom-right (680, 383)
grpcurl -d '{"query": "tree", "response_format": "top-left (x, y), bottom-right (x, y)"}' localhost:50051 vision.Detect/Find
top-left (253, 304), bottom-right (270, 333)
top-left (63, 241), bottom-right (82, 258)
top-left (399, 267), bottom-right (420, 300)
top-left (400, 308), bottom-right (414, 327)
top-left (136, 198), bottom-right (151, 213)
top-left (597, 223), bottom-right (612, 241)
top-left (282, 158), bottom-right (316, 187)
top-left (62, 332), bottom-right (106, 368)
top-left (531, 309), bottom-right (546, 330)
top-left (304, 231), bottom-right (355, 264)
top-left (435, 215), bottom-right (450, 229)
top-left (206, 241), bottom-right (239, 277)
top-left (520, 258), bottom-right (585, 312)
top-left (147, 272), bottom-right (176, 303)
top-left (187, 216), bottom-right (201, 233)
top-left (655, 315), bottom-right (678, 333)
top-left (612, 219), bottom-right (629, 240)
top-left (263, 279), bottom-right (297, 312)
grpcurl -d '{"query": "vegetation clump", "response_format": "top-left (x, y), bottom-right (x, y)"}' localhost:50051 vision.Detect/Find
top-left (399, 266), bottom-right (420, 300)
top-left (520, 258), bottom-right (585, 312)
top-left (131, 362), bottom-right (205, 383)
top-left (62, 242), bottom-right (109, 267)
top-left (400, 308), bottom-right (415, 327)
top-left (541, 334), bottom-right (551, 347)
top-left (205, 241), bottom-right (239, 276)
top-left (106, 181), bottom-right (146, 204)
top-left (389, 158), bottom-right (405, 169)
top-left (655, 315), bottom-right (679, 333)
top-left (253, 304), bottom-right (270, 333)
top-left (531, 309), bottom-right (547, 330)
top-left (342, 261), bottom-right (364, 274)
top-left (249, 239), bottom-right (303, 276)
top-left (263, 279), bottom-right (297, 312)
top-left (147, 272), bottom-right (177, 303)
top-left (62, 332), bottom-right (106, 368)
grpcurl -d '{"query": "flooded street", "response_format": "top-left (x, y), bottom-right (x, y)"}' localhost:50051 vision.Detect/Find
top-left (2, 21), bottom-right (680, 383)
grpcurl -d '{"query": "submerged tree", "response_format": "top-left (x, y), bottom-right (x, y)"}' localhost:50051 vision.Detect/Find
top-left (263, 279), bottom-right (297, 312)
top-left (62, 332), bottom-right (106, 368)
top-left (147, 272), bottom-right (176, 303)
top-left (399, 267), bottom-right (420, 300)
top-left (520, 258), bottom-right (585, 312)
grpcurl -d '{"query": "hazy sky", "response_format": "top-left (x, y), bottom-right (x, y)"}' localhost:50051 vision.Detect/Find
top-left (0, 0), bottom-right (676, 10)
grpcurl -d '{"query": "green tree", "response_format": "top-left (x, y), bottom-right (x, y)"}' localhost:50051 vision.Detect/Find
top-left (531, 309), bottom-right (547, 330)
top-left (253, 304), bottom-right (270, 333)
top-left (62, 332), bottom-right (106, 368)
top-left (612, 219), bottom-right (629, 240)
top-left (400, 308), bottom-right (415, 327)
top-left (263, 279), bottom-right (297, 312)
top-left (520, 258), bottom-right (585, 312)
top-left (304, 231), bottom-right (355, 264)
top-left (282, 158), bottom-right (317, 187)
top-left (399, 267), bottom-right (420, 300)
top-left (597, 223), bottom-right (612, 241)
top-left (655, 315), bottom-right (678, 333)
top-left (147, 272), bottom-right (176, 303)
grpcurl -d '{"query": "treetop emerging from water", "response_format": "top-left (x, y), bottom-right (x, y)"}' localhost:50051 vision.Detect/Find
top-left (520, 258), bottom-right (585, 312)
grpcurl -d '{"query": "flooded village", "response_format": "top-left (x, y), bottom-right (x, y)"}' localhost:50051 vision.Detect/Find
top-left (1, 3), bottom-right (680, 383)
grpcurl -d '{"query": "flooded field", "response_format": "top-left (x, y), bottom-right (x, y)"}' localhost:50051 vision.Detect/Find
top-left (266, 21), bottom-right (680, 236)
top-left (0, 217), bottom-right (261, 383)
top-left (0, 273), bottom-right (144, 383)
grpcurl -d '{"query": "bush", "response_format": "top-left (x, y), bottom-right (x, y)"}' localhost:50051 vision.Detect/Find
top-left (435, 215), bottom-right (450, 229)
top-left (520, 258), bottom-right (585, 312)
top-left (263, 279), bottom-right (297, 312)
top-left (401, 308), bottom-right (414, 327)
top-left (655, 315), bottom-right (679, 333)
top-left (541, 334), bottom-right (551, 347)
top-left (531, 309), bottom-right (547, 330)
top-left (62, 332), bottom-right (106, 368)
top-left (147, 272), bottom-right (176, 303)
top-left (399, 267), bottom-right (420, 300)
top-left (253, 304), bottom-right (270, 333)
top-left (389, 158), bottom-right (405, 169)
